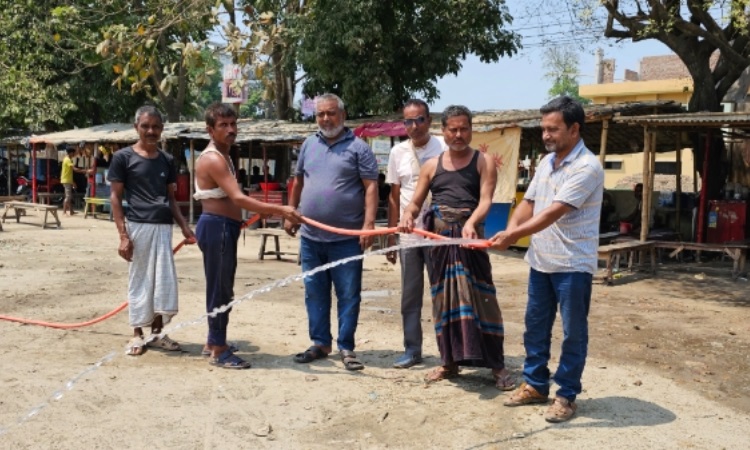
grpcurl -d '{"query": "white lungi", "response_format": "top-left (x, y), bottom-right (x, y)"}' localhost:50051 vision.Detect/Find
top-left (127, 222), bottom-right (179, 328)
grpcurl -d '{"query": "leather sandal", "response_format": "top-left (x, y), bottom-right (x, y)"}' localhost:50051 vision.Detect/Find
top-left (545, 396), bottom-right (577, 423)
top-left (503, 382), bottom-right (549, 407)
top-left (340, 350), bottom-right (364, 371)
top-left (294, 345), bottom-right (329, 363)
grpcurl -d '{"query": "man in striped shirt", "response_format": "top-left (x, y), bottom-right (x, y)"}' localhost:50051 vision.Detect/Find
top-left (490, 96), bottom-right (604, 423)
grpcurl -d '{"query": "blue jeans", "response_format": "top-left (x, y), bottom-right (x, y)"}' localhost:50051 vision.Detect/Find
top-left (523, 268), bottom-right (592, 402)
top-left (300, 236), bottom-right (363, 351)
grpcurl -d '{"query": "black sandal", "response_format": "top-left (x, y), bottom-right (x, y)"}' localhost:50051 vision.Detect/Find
top-left (293, 346), bottom-right (328, 363)
top-left (340, 350), bottom-right (364, 371)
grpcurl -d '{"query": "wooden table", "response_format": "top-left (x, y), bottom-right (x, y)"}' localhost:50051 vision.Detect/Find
top-left (1, 201), bottom-right (61, 229)
top-left (247, 228), bottom-right (298, 261)
top-left (653, 240), bottom-right (748, 279)
top-left (597, 240), bottom-right (656, 285)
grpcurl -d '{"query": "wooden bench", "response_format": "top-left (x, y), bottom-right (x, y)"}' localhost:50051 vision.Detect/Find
top-left (598, 240), bottom-right (656, 285)
top-left (83, 197), bottom-right (112, 220)
top-left (1, 201), bottom-right (61, 229)
top-left (653, 241), bottom-right (748, 280)
top-left (248, 228), bottom-right (298, 260)
top-left (84, 197), bottom-right (130, 220)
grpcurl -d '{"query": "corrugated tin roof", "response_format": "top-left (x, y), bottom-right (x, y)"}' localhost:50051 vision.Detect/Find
top-left (20, 100), bottom-right (684, 147)
top-left (614, 111), bottom-right (750, 128)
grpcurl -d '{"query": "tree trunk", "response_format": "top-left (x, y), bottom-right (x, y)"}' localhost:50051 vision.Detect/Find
top-left (686, 63), bottom-right (726, 207)
top-left (272, 47), bottom-right (292, 120)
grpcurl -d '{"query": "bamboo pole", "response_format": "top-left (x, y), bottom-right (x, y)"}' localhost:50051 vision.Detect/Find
top-left (675, 133), bottom-right (683, 238)
top-left (599, 119), bottom-right (609, 166)
top-left (640, 129), bottom-right (651, 241)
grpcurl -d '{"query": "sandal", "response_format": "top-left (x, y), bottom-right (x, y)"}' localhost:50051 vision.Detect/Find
top-left (503, 382), bottom-right (549, 407)
top-left (210, 349), bottom-right (252, 370)
top-left (493, 369), bottom-right (516, 391)
top-left (339, 350), bottom-right (364, 371)
top-left (147, 334), bottom-right (181, 351)
top-left (545, 396), bottom-right (577, 423)
top-left (424, 365), bottom-right (459, 383)
top-left (293, 345), bottom-right (329, 364)
top-left (126, 335), bottom-right (146, 356)
top-left (202, 342), bottom-right (239, 357)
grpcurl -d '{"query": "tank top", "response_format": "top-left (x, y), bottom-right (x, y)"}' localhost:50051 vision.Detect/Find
top-left (430, 150), bottom-right (480, 209)
top-left (193, 148), bottom-right (236, 200)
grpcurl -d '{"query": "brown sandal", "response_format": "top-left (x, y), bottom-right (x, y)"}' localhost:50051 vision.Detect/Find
top-left (503, 382), bottom-right (549, 406)
top-left (424, 365), bottom-right (459, 383)
top-left (545, 396), bottom-right (577, 423)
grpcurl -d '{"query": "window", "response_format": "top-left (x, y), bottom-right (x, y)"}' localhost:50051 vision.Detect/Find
top-left (655, 161), bottom-right (677, 175)
top-left (604, 161), bottom-right (623, 170)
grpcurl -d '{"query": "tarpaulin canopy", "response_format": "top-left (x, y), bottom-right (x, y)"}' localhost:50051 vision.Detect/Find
top-left (353, 122), bottom-right (407, 138)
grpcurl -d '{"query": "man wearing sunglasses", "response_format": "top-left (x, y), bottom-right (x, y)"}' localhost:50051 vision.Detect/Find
top-left (385, 99), bottom-right (445, 369)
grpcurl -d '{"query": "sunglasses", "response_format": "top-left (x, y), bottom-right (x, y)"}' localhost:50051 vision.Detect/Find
top-left (403, 116), bottom-right (427, 127)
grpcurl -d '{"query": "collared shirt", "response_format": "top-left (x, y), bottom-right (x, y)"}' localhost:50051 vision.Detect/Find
top-left (385, 135), bottom-right (444, 244)
top-left (524, 139), bottom-right (604, 274)
top-left (296, 128), bottom-right (379, 242)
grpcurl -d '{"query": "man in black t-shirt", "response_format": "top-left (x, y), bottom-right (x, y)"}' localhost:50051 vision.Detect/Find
top-left (108, 105), bottom-right (195, 357)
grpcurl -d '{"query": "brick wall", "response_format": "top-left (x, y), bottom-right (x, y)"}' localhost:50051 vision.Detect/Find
top-left (639, 53), bottom-right (719, 81)
top-left (624, 69), bottom-right (639, 81)
top-left (602, 58), bottom-right (615, 83)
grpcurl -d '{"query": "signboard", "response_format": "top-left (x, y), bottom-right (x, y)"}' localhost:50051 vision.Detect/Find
top-left (221, 64), bottom-right (248, 103)
top-left (369, 137), bottom-right (391, 171)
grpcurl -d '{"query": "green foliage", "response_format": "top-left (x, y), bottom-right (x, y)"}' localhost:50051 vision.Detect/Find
top-left (295, 0), bottom-right (520, 115)
top-left (543, 47), bottom-right (590, 104)
top-left (0, 1), bottom-right (153, 133)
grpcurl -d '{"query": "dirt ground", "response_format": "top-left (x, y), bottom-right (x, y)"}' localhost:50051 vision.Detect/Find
top-left (1, 212), bottom-right (749, 449)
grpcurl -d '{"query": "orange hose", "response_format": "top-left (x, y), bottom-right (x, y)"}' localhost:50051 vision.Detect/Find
top-left (301, 217), bottom-right (491, 248)
top-left (0, 238), bottom-right (195, 329)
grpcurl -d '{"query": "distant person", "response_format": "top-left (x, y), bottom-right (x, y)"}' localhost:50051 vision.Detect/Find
top-left (398, 104), bottom-right (514, 390)
top-left (284, 93), bottom-right (378, 371)
top-left (385, 98), bottom-right (444, 369)
top-left (490, 96), bottom-right (604, 423)
top-left (108, 105), bottom-right (196, 357)
top-left (194, 103), bottom-right (302, 369)
top-left (262, 164), bottom-right (275, 182)
top-left (237, 167), bottom-right (248, 187)
top-left (377, 173), bottom-right (390, 207)
top-left (622, 182), bottom-right (649, 234)
top-left (249, 165), bottom-right (263, 185)
top-left (60, 145), bottom-right (91, 216)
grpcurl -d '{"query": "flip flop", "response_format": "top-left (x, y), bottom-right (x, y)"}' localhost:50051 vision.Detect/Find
top-left (146, 334), bottom-right (181, 351)
top-left (210, 349), bottom-right (251, 370)
top-left (126, 335), bottom-right (146, 356)
top-left (340, 350), bottom-right (364, 371)
top-left (202, 342), bottom-right (239, 357)
top-left (294, 346), bottom-right (329, 363)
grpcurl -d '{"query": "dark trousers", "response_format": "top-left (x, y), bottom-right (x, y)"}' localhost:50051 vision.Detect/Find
top-left (399, 246), bottom-right (429, 356)
top-left (196, 213), bottom-right (242, 347)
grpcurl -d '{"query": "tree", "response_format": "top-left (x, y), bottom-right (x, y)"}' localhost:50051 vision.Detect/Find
top-left (520, 1), bottom-right (750, 111)
top-left (113, 0), bottom-right (519, 119)
top-left (524, 0), bottom-right (750, 198)
top-left (0, 1), bottom-right (147, 133)
top-left (542, 47), bottom-right (591, 103)
top-left (295, 0), bottom-right (520, 115)
top-left (598, 0), bottom-right (750, 113)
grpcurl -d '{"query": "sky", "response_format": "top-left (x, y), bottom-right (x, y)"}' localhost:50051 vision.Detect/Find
top-left (430, 1), bottom-right (673, 112)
